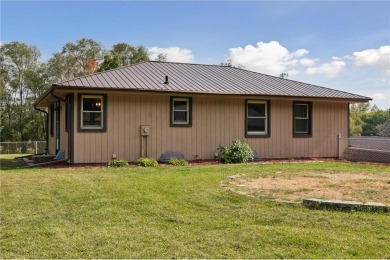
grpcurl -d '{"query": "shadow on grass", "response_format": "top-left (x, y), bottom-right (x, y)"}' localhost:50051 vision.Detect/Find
top-left (0, 155), bottom-right (29, 170)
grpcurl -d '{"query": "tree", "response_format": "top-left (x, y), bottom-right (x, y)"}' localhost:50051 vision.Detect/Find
top-left (0, 39), bottom-right (154, 144)
top-left (219, 59), bottom-right (245, 69)
top-left (0, 46), bottom-right (11, 137)
top-left (47, 52), bottom-right (79, 82)
top-left (111, 43), bottom-right (149, 66)
top-left (1, 42), bottom-right (40, 143)
top-left (350, 102), bottom-right (370, 114)
top-left (62, 38), bottom-right (104, 75)
top-left (349, 103), bottom-right (369, 136)
top-left (98, 54), bottom-right (121, 72)
top-left (23, 64), bottom-right (50, 142)
top-left (24, 64), bottom-right (51, 100)
top-left (350, 116), bottom-right (364, 136)
top-left (86, 58), bottom-right (97, 74)
top-left (155, 53), bottom-right (168, 62)
top-left (376, 120), bottom-right (390, 137)
top-left (349, 103), bottom-right (390, 136)
top-left (371, 104), bottom-right (380, 112)
top-left (361, 109), bottom-right (390, 136)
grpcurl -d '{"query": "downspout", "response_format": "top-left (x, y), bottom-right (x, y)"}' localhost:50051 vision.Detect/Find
top-left (50, 91), bottom-right (66, 103)
top-left (347, 103), bottom-right (351, 137)
top-left (33, 104), bottom-right (48, 154)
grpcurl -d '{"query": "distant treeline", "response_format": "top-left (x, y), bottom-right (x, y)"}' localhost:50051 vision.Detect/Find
top-left (350, 103), bottom-right (390, 137)
top-left (0, 39), bottom-right (155, 143)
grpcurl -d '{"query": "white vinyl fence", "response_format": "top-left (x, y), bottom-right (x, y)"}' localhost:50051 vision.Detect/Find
top-left (0, 141), bottom-right (47, 155)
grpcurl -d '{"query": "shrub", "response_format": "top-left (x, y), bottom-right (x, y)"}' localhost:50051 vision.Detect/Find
top-left (168, 157), bottom-right (188, 166)
top-left (217, 139), bottom-right (253, 163)
top-left (136, 157), bottom-right (158, 167)
top-left (108, 159), bottom-right (128, 168)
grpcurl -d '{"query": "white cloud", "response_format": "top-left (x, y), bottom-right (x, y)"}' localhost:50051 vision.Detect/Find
top-left (332, 55), bottom-right (353, 61)
top-left (223, 41), bottom-right (389, 108)
top-left (227, 41), bottom-right (310, 75)
top-left (299, 58), bottom-right (318, 66)
top-left (371, 92), bottom-right (388, 101)
top-left (306, 61), bottom-right (346, 78)
top-left (353, 46), bottom-right (390, 74)
top-left (293, 49), bottom-right (309, 57)
top-left (287, 69), bottom-right (300, 76)
top-left (149, 46), bottom-right (194, 63)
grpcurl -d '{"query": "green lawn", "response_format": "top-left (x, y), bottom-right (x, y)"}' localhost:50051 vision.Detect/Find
top-left (0, 154), bottom-right (30, 170)
top-left (1, 155), bottom-right (389, 258)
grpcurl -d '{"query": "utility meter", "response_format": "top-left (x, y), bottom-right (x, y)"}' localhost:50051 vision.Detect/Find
top-left (141, 125), bottom-right (150, 136)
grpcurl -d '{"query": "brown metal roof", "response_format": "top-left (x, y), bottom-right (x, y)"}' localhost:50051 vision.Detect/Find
top-left (52, 61), bottom-right (371, 101)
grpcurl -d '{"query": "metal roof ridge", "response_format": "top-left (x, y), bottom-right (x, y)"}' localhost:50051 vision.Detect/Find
top-left (161, 62), bottom-right (370, 99)
top-left (148, 60), bottom-right (230, 67)
top-left (238, 68), bottom-right (371, 99)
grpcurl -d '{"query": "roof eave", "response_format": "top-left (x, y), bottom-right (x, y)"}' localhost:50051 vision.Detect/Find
top-left (34, 86), bottom-right (54, 107)
top-left (49, 85), bottom-right (372, 103)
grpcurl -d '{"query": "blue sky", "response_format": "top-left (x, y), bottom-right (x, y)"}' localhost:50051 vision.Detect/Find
top-left (1, 1), bottom-right (390, 108)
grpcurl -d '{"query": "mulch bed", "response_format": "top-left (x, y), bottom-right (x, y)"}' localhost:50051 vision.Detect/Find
top-left (35, 157), bottom-right (389, 169)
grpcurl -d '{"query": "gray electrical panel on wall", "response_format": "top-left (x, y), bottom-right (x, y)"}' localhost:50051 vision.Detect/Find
top-left (141, 125), bottom-right (150, 136)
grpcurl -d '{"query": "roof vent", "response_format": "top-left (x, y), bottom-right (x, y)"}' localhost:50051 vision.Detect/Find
top-left (279, 73), bottom-right (288, 79)
top-left (164, 75), bottom-right (169, 84)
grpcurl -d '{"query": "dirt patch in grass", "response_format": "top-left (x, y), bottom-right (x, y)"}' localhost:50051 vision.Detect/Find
top-left (230, 171), bottom-right (390, 204)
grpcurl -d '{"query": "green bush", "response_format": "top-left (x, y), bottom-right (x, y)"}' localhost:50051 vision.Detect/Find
top-left (136, 157), bottom-right (158, 167)
top-left (108, 159), bottom-right (128, 168)
top-left (168, 157), bottom-right (188, 166)
top-left (217, 139), bottom-right (253, 163)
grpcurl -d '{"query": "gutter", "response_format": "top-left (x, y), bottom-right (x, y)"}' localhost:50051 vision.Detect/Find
top-left (50, 90), bottom-right (66, 103)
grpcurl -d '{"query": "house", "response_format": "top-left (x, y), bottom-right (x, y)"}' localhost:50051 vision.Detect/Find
top-left (34, 61), bottom-right (371, 164)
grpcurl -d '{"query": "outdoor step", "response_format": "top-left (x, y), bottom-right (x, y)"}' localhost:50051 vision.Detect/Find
top-left (303, 198), bottom-right (389, 212)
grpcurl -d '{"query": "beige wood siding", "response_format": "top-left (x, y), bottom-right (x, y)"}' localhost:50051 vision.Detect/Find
top-left (72, 92), bottom-right (349, 163)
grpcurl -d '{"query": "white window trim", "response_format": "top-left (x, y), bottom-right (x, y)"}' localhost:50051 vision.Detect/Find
top-left (294, 103), bottom-right (309, 134)
top-left (81, 95), bottom-right (104, 130)
top-left (247, 100), bottom-right (268, 135)
top-left (172, 98), bottom-right (189, 124)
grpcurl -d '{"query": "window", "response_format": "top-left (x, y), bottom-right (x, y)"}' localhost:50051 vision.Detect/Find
top-left (170, 97), bottom-right (192, 126)
top-left (78, 94), bottom-right (106, 131)
top-left (293, 102), bottom-right (312, 136)
top-left (245, 100), bottom-right (270, 137)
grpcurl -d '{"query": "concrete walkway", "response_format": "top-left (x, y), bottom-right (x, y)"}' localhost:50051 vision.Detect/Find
top-left (303, 198), bottom-right (389, 212)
